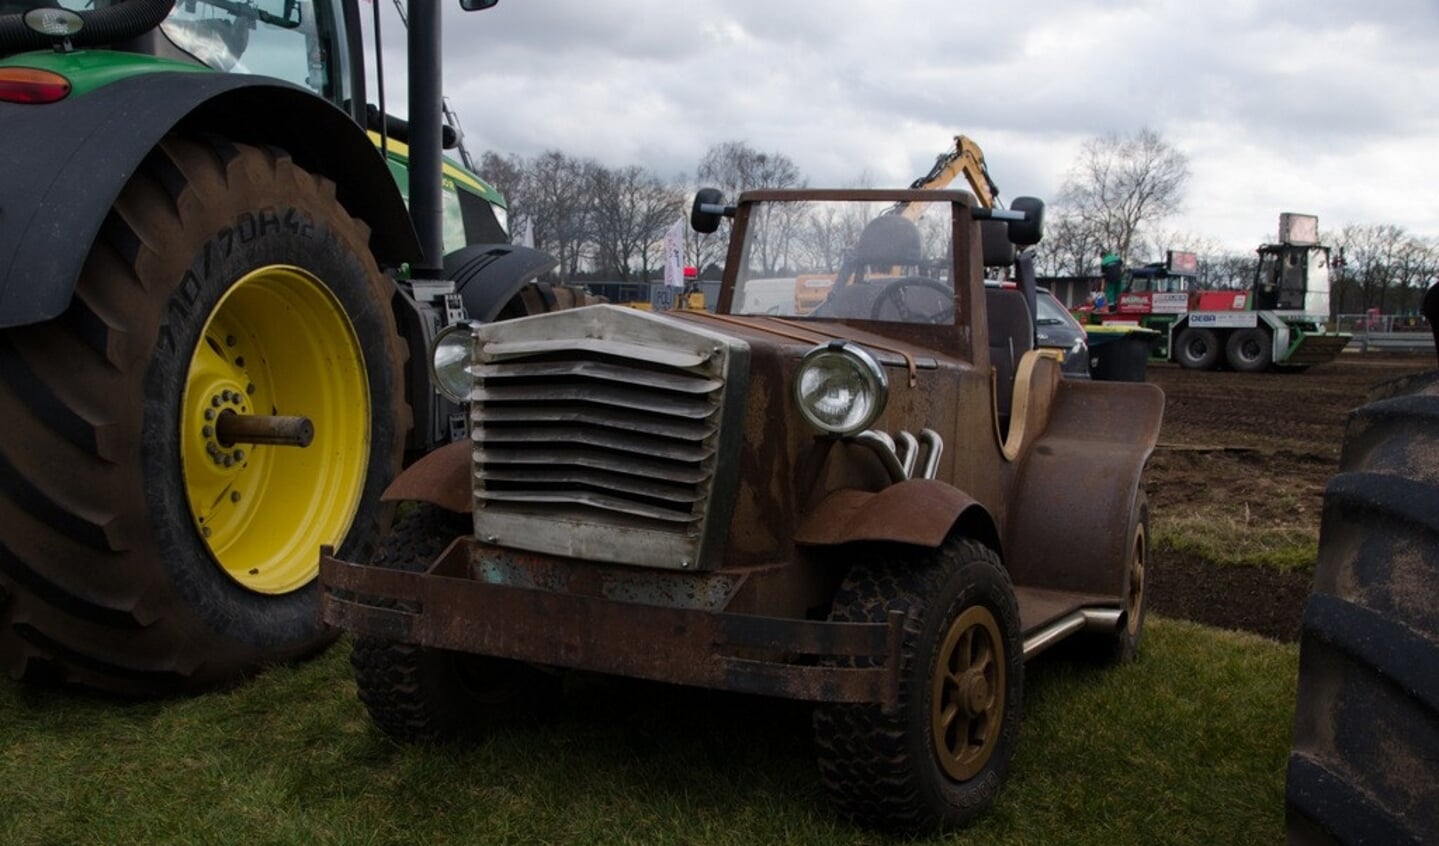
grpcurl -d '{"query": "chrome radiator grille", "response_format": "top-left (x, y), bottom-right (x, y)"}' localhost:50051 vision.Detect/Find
top-left (469, 307), bottom-right (745, 570)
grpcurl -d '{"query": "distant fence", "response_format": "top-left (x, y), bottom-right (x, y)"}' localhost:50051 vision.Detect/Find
top-left (1335, 313), bottom-right (1436, 353)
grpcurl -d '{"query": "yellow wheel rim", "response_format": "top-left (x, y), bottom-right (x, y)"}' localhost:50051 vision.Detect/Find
top-left (931, 605), bottom-right (1006, 781)
top-left (180, 266), bottom-right (370, 594)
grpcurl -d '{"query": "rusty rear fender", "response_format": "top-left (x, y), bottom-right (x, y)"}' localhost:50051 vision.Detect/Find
top-left (1003, 379), bottom-right (1164, 597)
top-left (793, 478), bottom-right (1000, 553)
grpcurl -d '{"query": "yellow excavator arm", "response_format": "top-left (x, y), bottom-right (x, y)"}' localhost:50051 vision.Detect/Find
top-left (906, 134), bottom-right (999, 211)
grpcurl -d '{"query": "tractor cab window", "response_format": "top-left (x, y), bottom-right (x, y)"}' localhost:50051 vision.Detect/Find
top-left (731, 199), bottom-right (956, 325)
top-left (161, 0), bottom-right (351, 102)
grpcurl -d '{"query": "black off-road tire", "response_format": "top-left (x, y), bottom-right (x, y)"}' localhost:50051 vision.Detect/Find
top-left (350, 504), bottom-right (561, 744)
top-left (0, 136), bottom-right (405, 697)
top-left (1174, 327), bottom-right (1221, 370)
top-left (1225, 327), bottom-right (1272, 372)
top-left (813, 537), bottom-right (1023, 834)
top-left (1286, 369), bottom-right (1439, 845)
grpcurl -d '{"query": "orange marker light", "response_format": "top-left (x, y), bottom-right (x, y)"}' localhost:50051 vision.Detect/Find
top-left (0, 67), bottom-right (71, 104)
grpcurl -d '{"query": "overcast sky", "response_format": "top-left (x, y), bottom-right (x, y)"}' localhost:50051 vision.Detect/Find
top-left (369, 0), bottom-right (1438, 256)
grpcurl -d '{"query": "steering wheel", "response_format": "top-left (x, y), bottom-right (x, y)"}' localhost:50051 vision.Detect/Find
top-left (870, 277), bottom-right (955, 324)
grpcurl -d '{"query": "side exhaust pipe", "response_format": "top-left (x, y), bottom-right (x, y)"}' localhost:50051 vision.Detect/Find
top-left (1022, 608), bottom-right (1124, 660)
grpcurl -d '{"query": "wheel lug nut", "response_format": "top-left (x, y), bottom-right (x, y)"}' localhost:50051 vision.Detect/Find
top-left (233, 449), bottom-right (245, 462)
top-left (223, 456), bottom-right (233, 468)
top-left (211, 396), bottom-right (222, 408)
top-left (202, 425), bottom-right (213, 438)
top-left (204, 408), bottom-right (216, 421)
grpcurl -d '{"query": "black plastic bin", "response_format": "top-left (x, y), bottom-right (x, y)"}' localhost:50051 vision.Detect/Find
top-left (1088, 330), bottom-right (1158, 382)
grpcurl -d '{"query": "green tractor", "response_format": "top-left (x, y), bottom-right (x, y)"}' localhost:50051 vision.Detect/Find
top-left (0, 0), bottom-right (561, 696)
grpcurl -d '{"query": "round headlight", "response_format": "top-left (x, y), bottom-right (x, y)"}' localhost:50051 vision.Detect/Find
top-left (431, 322), bottom-right (479, 403)
top-left (794, 342), bottom-right (888, 435)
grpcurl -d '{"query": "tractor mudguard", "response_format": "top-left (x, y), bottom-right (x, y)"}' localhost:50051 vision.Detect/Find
top-left (382, 439), bottom-right (472, 513)
top-left (1002, 378), bottom-right (1163, 597)
top-left (445, 243), bottom-right (560, 323)
top-left (793, 478), bottom-right (996, 551)
top-left (0, 71), bottom-right (418, 329)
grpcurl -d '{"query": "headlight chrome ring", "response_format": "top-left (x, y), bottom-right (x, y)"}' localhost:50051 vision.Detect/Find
top-left (431, 321), bottom-right (480, 404)
top-left (794, 341), bottom-right (889, 436)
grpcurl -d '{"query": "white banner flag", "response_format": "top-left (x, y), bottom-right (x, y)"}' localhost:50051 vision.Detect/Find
top-left (663, 217), bottom-right (686, 288)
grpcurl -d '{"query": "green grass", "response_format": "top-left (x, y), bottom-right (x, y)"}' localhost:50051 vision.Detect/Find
top-left (0, 618), bottom-right (1297, 845)
top-left (1155, 512), bottom-right (1318, 572)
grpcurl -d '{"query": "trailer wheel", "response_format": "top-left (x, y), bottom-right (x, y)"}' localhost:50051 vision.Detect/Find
top-left (813, 537), bottom-right (1023, 834)
top-left (1286, 369), bottom-right (1439, 845)
top-left (1174, 327), bottom-right (1221, 370)
top-left (0, 137), bottom-right (405, 696)
top-left (1225, 328), bottom-right (1272, 372)
top-left (349, 504), bottom-right (560, 744)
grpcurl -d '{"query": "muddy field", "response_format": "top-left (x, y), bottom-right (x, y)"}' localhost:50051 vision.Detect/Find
top-left (1143, 352), bottom-right (1436, 641)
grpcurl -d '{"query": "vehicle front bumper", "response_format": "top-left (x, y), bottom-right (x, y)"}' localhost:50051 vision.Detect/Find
top-left (320, 540), bottom-right (903, 711)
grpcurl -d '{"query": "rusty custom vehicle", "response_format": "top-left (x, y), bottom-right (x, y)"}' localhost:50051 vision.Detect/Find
top-left (321, 187), bottom-right (1164, 833)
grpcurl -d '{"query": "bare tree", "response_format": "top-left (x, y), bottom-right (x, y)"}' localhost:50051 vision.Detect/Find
top-left (1033, 212), bottom-right (1105, 279)
top-left (587, 165), bottom-right (685, 282)
top-left (477, 150), bottom-right (528, 240)
top-left (1330, 224), bottom-right (1439, 314)
top-left (1058, 128), bottom-right (1190, 267)
top-left (526, 150), bottom-right (598, 279)
top-left (697, 140), bottom-right (804, 198)
top-left (695, 141), bottom-right (806, 275)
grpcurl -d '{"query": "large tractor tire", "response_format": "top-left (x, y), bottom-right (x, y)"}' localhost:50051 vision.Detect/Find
top-left (813, 537), bottom-right (1023, 834)
top-left (1174, 327), bottom-right (1221, 370)
top-left (1285, 367), bottom-right (1439, 845)
top-left (1225, 327), bottom-right (1272, 372)
top-left (0, 136), bottom-right (406, 697)
top-left (350, 504), bottom-right (561, 744)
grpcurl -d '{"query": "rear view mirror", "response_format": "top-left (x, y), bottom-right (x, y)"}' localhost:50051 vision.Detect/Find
top-left (1007, 196), bottom-right (1045, 247)
top-left (690, 188), bottom-right (731, 234)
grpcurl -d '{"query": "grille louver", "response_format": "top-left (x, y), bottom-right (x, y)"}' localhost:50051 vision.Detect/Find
top-left (469, 308), bottom-right (743, 570)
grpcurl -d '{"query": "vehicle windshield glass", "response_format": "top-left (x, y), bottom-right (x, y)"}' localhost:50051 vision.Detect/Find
top-left (731, 200), bottom-right (955, 325)
top-left (1034, 291), bottom-right (1074, 326)
top-left (161, 0), bottom-right (350, 102)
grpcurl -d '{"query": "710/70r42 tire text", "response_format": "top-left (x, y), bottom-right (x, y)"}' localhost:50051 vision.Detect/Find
top-left (0, 136), bottom-right (406, 697)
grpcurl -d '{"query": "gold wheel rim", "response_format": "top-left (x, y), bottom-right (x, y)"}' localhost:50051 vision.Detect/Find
top-left (1127, 521), bottom-right (1147, 636)
top-left (931, 605), bottom-right (1006, 781)
top-left (180, 265), bottom-right (370, 594)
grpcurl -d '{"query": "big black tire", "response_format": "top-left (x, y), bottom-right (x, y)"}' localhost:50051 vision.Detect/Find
top-left (1174, 327), bottom-right (1221, 370)
top-left (813, 537), bottom-right (1024, 834)
top-left (350, 504), bottom-right (560, 744)
top-left (1286, 369), bottom-right (1439, 845)
top-left (0, 137), bottom-right (405, 697)
top-left (1225, 327), bottom-right (1272, 372)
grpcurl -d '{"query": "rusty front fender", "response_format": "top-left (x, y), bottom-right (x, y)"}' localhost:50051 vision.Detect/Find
top-left (382, 440), bottom-right (471, 513)
top-left (793, 478), bottom-right (998, 551)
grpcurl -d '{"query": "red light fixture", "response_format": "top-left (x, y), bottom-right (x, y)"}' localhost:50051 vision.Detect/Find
top-left (0, 67), bottom-right (71, 104)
